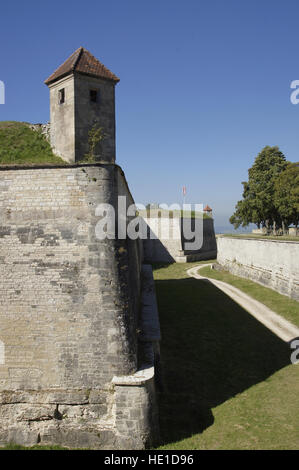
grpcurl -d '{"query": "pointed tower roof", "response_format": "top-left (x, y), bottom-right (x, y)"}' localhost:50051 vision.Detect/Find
top-left (204, 205), bottom-right (212, 212)
top-left (45, 47), bottom-right (120, 85)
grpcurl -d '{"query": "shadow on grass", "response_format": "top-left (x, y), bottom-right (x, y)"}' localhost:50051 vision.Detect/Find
top-left (155, 277), bottom-right (290, 446)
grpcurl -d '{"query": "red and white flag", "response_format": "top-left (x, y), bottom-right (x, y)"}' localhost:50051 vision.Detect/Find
top-left (182, 186), bottom-right (186, 196)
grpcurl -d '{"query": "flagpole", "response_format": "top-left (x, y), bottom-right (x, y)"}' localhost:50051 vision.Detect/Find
top-left (182, 186), bottom-right (186, 210)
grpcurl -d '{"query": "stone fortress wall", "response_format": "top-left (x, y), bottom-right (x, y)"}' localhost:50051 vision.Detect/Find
top-left (216, 236), bottom-right (299, 300)
top-left (0, 163), bottom-right (159, 449)
top-left (142, 213), bottom-right (217, 263)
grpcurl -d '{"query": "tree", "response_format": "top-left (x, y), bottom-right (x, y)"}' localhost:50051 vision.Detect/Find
top-left (84, 125), bottom-right (107, 162)
top-left (229, 181), bottom-right (262, 229)
top-left (274, 162), bottom-right (299, 228)
top-left (230, 146), bottom-right (288, 230)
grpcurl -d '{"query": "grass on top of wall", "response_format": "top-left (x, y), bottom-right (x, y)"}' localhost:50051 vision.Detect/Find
top-left (0, 121), bottom-right (65, 166)
top-left (199, 265), bottom-right (299, 327)
top-left (153, 261), bottom-right (299, 450)
top-left (137, 210), bottom-right (211, 219)
top-left (219, 233), bottom-right (299, 242)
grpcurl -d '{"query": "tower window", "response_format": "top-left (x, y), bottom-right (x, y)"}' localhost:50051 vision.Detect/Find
top-left (90, 89), bottom-right (98, 103)
top-left (58, 88), bottom-right (65, 104)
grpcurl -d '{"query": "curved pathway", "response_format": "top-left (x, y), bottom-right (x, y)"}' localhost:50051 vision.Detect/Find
top-left (187, 264), bottom-right (299, 343)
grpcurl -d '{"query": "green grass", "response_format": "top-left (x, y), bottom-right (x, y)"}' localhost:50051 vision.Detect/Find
top-left (153, 260), bottom-right (212, 279)
top-left (219, 233), bottom-right (299, 242)
top-left (138, 209), bottom-right (211, 219)
top-left (0, 121), bottom-right (65, 165)
top-left (153, 261), bottom-right (299, 450)
top-left (199, 265), bottom-right (299, 327)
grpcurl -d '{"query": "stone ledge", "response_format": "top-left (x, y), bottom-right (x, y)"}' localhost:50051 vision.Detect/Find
top-left (217, 235), bottom-right (299, 245)
top-left (175, 249), bottom-right (217, 263)
top-left (112, 366), bottom-right (155, 386)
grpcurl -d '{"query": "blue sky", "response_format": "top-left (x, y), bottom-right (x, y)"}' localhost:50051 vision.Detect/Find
top-left (1, 0), bottom-right (299, 228)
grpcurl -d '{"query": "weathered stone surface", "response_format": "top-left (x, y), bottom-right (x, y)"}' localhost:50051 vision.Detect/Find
top-left (143, 216), bottom-right (217, 263)
top-left (0, 164), bottom-right (159, 449)
top-left (114, 374), bottom-right (159, 449)
top-left (217, 236), bottom-right (299, 300)
top-left (139, 265), bottom-right (160, 344)
top-left (47, 74), bottom-right (117, 163)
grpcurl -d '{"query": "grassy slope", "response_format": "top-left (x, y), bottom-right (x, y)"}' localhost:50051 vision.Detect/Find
top-left (199, 265), bottom-right (299, 327)
top-left (153, 261), bottom-right (299, 450)
top-left (0, 121), bottom-right (64, 165)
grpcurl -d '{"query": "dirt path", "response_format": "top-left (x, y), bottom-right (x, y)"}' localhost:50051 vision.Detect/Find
top-left (187, 264), bottom-right (299, 342)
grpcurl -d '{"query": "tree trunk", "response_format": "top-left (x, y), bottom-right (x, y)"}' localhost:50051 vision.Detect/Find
top-left (282, 221), bottom-right (288, 235)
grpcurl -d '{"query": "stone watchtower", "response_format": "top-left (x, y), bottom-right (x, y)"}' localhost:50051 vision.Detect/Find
top-left (45, 47), bottom-right (119, 163)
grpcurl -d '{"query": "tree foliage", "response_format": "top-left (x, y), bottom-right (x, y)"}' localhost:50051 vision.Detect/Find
top-left (230, 146), bottom-right (299, 232)
top-left (274, 162), bottom-right (299, 227)
top-left (84, 125), bottom-right (107, 162)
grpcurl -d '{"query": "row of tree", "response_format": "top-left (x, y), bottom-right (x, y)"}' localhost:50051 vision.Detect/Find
top-left (230, 146), bottom-right (299, 233)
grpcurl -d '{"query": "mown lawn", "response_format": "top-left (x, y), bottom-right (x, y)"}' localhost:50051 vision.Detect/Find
top-left (199, 264), bottom-right (299, 327)
top-left (0, 121), bottom-right (64, 165)
top-left (153, 261), bottom-right (299, 450)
